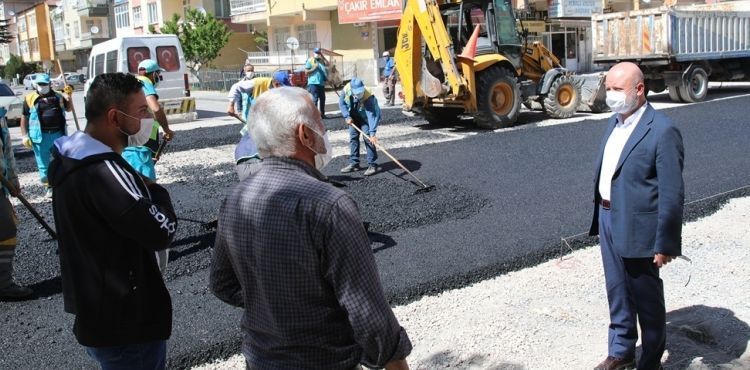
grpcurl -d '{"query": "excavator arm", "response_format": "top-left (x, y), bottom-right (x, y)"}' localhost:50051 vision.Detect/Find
top-left (396, 0), bottom-right (469, 110)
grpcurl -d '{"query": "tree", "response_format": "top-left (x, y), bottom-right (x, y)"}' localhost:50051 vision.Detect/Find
top-left (253, 30), bottom-right (268, 51)
top-left (0, 18), bottom-right (13, 44)
top-left (4, 54), bottom-right (37, 80)
top-left (161, 8), bottom-right (231, 73)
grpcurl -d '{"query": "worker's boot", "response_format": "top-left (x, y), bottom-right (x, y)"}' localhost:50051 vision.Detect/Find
top-left (0, 246), bottom-right (33, 300)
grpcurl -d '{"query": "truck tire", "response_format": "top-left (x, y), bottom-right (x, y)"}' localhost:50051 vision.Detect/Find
top-left (678, 67), bottom-right (708, 103)
top-left (667, 86), bottom-right (684, 102)
top-left (474, 66), bottom-right (521, 129)
top-left (543, 75), bottom-right (581, 119)
top-left (423, 107), bottom-right (462, 125)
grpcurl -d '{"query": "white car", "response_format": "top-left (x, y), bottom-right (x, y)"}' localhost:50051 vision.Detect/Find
top-left (51, 73), bottom-right (86, 91)
top-left (0, 81), bottom-right (23, 127)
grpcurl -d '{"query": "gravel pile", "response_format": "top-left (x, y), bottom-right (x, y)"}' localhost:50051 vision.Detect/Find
top-left (195, 196), bottom-right (750, 370)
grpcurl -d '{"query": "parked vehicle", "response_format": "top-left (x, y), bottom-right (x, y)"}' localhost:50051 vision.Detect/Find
top-left (51, 73), bottom-right (86, 91)
top-left (23, 73), bottom-right (45, 90)
top-left (84, 35), bottom-right (195, 121)
top-left (0, 81), bottom-right (24, 127)
top-left (394, 0), bottom-right (605, 129)
top-left (592, 0), bottom-right (750, 102)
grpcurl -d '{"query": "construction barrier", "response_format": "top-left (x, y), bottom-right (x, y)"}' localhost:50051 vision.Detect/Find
top-left (160, 97), bottom-right (197, 122)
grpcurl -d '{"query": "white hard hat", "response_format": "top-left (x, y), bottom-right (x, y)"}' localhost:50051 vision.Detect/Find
top-left (382, 51), bottom-right (390, 57)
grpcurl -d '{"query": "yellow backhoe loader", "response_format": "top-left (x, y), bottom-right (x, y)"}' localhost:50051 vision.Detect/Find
top-left (395, 0), bottom-right (606, 129)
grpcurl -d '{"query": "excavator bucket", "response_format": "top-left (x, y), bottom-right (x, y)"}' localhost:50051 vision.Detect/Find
top-left (574, 72), bottom-right (608, 113)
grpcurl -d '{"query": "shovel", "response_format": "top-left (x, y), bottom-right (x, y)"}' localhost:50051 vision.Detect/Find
top-left (0, 173), bottom-right (57, 240)
top-left (348, 123), bottom-right (435, 194)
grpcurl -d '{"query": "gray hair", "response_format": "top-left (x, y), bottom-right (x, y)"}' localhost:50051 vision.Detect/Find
top-left (248, 87), bottom-right (320, 158)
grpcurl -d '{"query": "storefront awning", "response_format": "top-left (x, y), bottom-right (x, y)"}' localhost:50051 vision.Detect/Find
top-left (338, 0), bottom-right (402, 24)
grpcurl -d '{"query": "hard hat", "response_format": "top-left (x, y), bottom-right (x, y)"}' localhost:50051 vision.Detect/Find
top-left (313, 47), bottom-right (321, 54)
top-left (350, 78), bottom-right (365, 96)
top-left (35, 74), bottom-right (51, 84)
top-left (382, 51), bottom-right (390, 57)
top-left (138, 59), bottom-right (165, 73)
top-left (272, 70), bottom-right (292, 86)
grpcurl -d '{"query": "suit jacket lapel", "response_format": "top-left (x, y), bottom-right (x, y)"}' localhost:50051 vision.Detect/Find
top-left (614, 104), bottom-right (654, 174)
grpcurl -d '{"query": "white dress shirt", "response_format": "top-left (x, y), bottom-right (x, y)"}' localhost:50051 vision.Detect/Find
top-left (598, 103), bottom-right (648, 201)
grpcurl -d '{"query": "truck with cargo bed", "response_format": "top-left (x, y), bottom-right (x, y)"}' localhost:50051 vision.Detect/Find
top-left (591, 0), bottom-right (750, 102)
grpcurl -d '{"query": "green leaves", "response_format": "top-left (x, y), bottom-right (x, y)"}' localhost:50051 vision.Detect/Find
top-left (4, 55), bottom-right (38, 80)
top-left (161, 8), bottom-right (232, 71)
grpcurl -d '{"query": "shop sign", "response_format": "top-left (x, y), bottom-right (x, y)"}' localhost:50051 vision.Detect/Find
top-left (338, 0), bottom-right (402, 24)
top-left (547, 0), bottom-right (602, 18)
top-left (520, 20), bottom-right (546, 34)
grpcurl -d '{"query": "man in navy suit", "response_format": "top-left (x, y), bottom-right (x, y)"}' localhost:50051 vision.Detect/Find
top-left (590, 62), bottom-right (685, 370)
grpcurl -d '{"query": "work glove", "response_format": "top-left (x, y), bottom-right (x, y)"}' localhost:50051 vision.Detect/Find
top-left (22, 136), bottom-right (32, 149)
top-left (63, 85), bottom-right (74, 95)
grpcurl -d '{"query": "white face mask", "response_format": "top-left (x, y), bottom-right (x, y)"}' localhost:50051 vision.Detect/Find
top-left (304, 126), bottom-right (332, 170)
top-left (37, 85), bottom-right (50, 94)
top-left (244, 71), bottom-right (254, 80)
top-left (117, 110), bottom-right (152, 147)
top-left (353, 92), bottom-right (364, 102)
top-left (605, 88), bottom-right (637, 114)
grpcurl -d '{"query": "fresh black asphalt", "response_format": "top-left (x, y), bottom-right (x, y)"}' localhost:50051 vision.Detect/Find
top-left (1, 91), bottom-right (749, 368)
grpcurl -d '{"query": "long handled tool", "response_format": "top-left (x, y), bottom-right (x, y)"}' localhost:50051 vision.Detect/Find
top-left (55, 59), bottom-right (81, 132)
top-left (348, 123), bottom-right (435, 194)
top-left (0, 173), bottom-right (57, 240)
top-left (153, 139), bottom-right (169, 163)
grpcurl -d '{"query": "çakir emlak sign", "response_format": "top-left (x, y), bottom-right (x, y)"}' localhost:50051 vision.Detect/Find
top-left (338, 0), bottom-right (402, 24)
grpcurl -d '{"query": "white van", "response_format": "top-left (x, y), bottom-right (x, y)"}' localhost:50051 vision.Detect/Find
top-left (84, 35), bottom-right (196, 119)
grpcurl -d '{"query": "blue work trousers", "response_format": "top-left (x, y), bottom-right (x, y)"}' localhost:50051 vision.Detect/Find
top-left (599, 206), bottom-right (665, 369)
top-left (32, 131), bottom-right (64, 186)
top-left (307, 84), bottom-right (326, 117)
top-left (85, 340), bottom-right (167, 370)
top-left (348, 123), bottom-right (377, 166)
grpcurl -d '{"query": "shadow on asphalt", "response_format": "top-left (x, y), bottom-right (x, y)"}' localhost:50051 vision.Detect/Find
top-left (368, 231), bottom-right (397, 254)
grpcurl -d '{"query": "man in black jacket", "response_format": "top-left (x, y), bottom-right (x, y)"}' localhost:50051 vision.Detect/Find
top-left (48, 73), bottom-right (177, 370)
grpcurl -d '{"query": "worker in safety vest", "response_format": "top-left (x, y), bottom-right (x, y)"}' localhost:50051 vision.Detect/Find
top-left (20, 73), bottom-right (72, 198)
top-left (226, 70), bottom-right (292, 180)
top-left (122, 59), bottom-right (175, 181)
top-left (339, 78), bottom-right (381, 177)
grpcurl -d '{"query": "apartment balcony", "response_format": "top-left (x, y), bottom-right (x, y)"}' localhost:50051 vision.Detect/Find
top-left (230, 0), bottom-right (267, 24)
top-left (55, 38), bottom-right (66, 52)
top-left (77, 0), bottom-right (109, 17)
top-left (79, 31), bottom-right (109, 48)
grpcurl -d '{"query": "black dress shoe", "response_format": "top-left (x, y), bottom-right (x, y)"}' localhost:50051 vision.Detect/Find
top-left (594, 356), bottom-right (635, 370)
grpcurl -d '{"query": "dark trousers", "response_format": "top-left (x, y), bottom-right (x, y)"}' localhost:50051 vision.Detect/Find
top-left (599, 207), bottom-right (665, 369)
top-left (85, 340), bottom-right (167, 370)
top-left (307, 84), bottom-right (326, 117)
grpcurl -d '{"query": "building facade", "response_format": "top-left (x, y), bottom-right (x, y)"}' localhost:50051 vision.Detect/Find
top-left (229, 0), bottom-right (392, 84)
top-left (14, 1), bottom-right (56, 69)
top-left (52, 0), bottom-right (111, 73)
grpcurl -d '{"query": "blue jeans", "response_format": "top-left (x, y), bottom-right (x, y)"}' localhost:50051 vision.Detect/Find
top-left (85, 340), bottom-right (167, 370)
top-left (348, 123), bottom-right (377, 166)
top-left (307, 84), bottom-right (326, 117)
top-left (31, 130), bottom-right (64, 186)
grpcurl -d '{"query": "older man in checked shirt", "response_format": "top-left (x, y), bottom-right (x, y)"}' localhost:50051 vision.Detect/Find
top-left (210, 86), bottom-right (412, 370)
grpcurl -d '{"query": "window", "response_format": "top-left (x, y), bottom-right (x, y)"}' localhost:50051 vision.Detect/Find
top-left (296, 24), bottom-right (317, 48)
top-left (273, 27), bottom-right (290, 50)
top-left (115, 4), bottom-right (130, 29)
top-left (494, 0), bottom-right (520, 45)
top-left (29, 38), bottom-right (38, 53)
top-left (65, 23), bottom-right (70, 38)
top-left (28, 13), bottom-right (36, 30)
top-left (18, 18), bottom-right (26, 33)
top-left (214, 0), bottom-right (230, 18)
top-left (53, 18), bottom-right (65, 43)
top-left (156, 46), bottom-right (180, 71)
top-left (0, 84), bottom-right (14, 96)
top-left (147, 2), bottom-right (159, 25)
top-left (74, 21), bottom-right (80, 38)
top-left (20, 40), bottom-right (28, 55)
top-left (105, 50), bottom-right (118, 72)
top-left (133, 6), bottom-right (142, 27)
top-left (94, 53), bottom-right (105, 76)
top-left (127, 47), bottom-right (151, 72)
